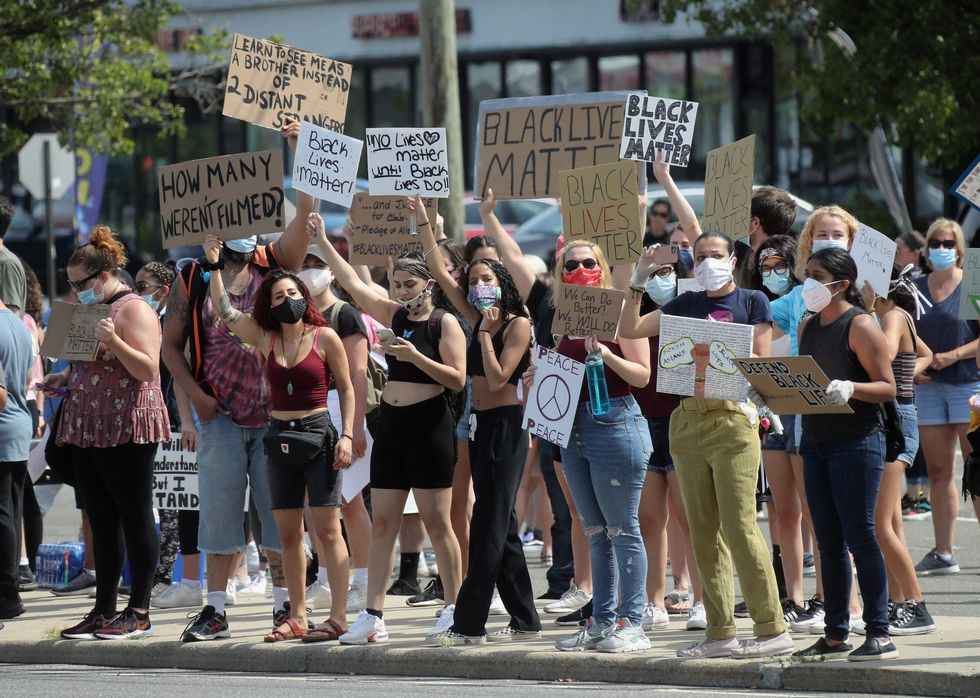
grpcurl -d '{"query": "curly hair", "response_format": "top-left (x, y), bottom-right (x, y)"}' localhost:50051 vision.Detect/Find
top-left (140, 260), bottom-right (175, 288)
top-left (464, 235), bottom-right (499, 263)
top-left (68, 224), bottom-right (127, 274)
top-left (463, 258), bottom-right (528, 321)
top-left (796, 206), bottom-right (859, 279)
top-left (252, 269), bottom-right (328, 333)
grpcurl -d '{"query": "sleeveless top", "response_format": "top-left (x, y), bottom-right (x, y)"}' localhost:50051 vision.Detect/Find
top-left (885, 311), bottom-right (916, 404)
top-left (267, 327), bottom-right (330, 412)
top-left (914, 276), bottom-right (980, 384)
top-left (387, 309), bottom-right (442, 385)
top-left (57, 293), bottom-right (169, 448)
top-left (633, 335), bottom-right (681, 419)
top-left (466, 316), bottom-right (531, 386)
top-left (799, 306), bottom-right (880, 444)
top-left (557, 337), bottom-right (632, 403)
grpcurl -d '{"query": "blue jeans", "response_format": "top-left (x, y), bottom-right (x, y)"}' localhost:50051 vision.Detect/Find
top-left (561, 396), bottom-right (652, 625)
top-left (800, 430), bottom-right (888, 641)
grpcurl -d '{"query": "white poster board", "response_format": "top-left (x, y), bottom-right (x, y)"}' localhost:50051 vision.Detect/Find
top-left (851, 224), bottom-right (897, 298)
top-left (620, 93), bottom-right (698, 167)
top-left (365, 127), bottom-right (449, 197)
top-left (522, 346), bottom-right (585, 448)
top-left (292, 121), bottom-right (363, 207)
top-left (657, 315), bottom-right (753, 401)
top-left (951, 154), bottom-right (980, 211)
top-left (153, 433), bottom-right (199, 510)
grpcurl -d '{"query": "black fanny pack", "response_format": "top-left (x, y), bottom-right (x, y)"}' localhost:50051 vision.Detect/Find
top-left (263, 415), bottom-right (328, 467)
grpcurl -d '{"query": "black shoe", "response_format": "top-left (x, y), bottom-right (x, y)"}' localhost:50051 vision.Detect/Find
top-left (556, 600), bottom-right (592, 627)
top-left (0, 600), bottom-right (25, 621)
top-left (17, 565), bottom-right (37, 592)
top-left (273, 601), bottom-right (315, 630)
top-left (782, 598), bottom-right (807, 624)
top-left (792, 637), bottom-right (853, 660)
top-left (734, 600), bottom-right (750, 618)
top-left (537, 589), bottom-right (563, 601)
top-left (889, 600), bottom-right (937, 636)
top-left (847, 636), bottom-right (898, 661)
top-left (60, 609), bottom-right (111, 640)
top-left (387, 577), bottom-right (421, 596)
top-left (407, 578), bottom-right (444, 607)
top-left (181, 605), bottom-right (231, 642)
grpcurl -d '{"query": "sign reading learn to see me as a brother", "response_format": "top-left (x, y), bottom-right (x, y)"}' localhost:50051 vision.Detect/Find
top-left (224, 34), bottom-right (351, 131)
top-left (292, 121), bottom-right (363, 207)
top-left (348, 194), bottom-right (437, 265)
top-left (475, 91), bottom-right (642, 200)
top-left (365, 127), bottom-right (449, 197)
top-left (552, 285), bottom-right (625, 341)
top-left (158, 150), bottom-right (285, 249)
top-left (620, 93), bottom-right (698, 167)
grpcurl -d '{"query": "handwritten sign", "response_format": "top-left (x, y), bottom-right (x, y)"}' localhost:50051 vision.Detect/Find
top-left (559, 161), bottom-right (643, 265)
top-left (959, 249), bottom-right (980, 318)
top-left (851, 224), bottom-right (897, 297)
top-left (41, 302), bottom-right (110, 361)
top-left (158, 150), bottom-right (285, 249)
top-left (348, 194), bottom-right (437, 265)
top-left (620, 93), bottom-right (698, 167)
top-left (951, 154), bottom-right (980, 211)
top-left (365, 127), bottom-right (449, 197)
top-left (522, 345), bottom-right (584, 448)
top-left (292, 121), bottom-right (363, 207)
top-left (474, 91), bottom-right (642, 200)
top-left (735, 356), bottom-right (852, 415)
top-left (702, 135), bottom-right (755, 244)
top-left (658, 315), bottom-right (753, 401)
top-left (223, 33), bottom-right (351, 132)
top-left (552, 285), bottom-right (625, 341)
top-left (153, 433), bottom-right (199, 510)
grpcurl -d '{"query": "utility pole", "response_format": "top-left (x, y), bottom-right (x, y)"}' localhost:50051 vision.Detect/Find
top-left (420, 0), bottom-right (464, 240)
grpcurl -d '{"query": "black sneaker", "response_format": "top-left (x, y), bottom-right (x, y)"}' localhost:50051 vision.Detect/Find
top-left (181, 605), bottom-right (230, 642)
top-left (386, 577), bottom-right (421, 596)
top-left (914, 548), bottom-right (959, 576)
top-left (556, 600), bottom-right (592, 627)
top-left (95, 608), bottom-right (153, 640)
top-left (889, 600), bottom-right (937, 636)
top-left (900, 493), bottom-right (913, 518)
top-left (51, 569), bottom-right (97, 597)
top-left (61, 610), bottom-right (111, 640)
top-left (734, 600), bottom-right (750, 618)
top-left (792, 637), bottom-right (853, 661)
top-left (537, 589), bottom-right (563, 601)
top-left (847, 636), bottom-right (899, 661)
top-left (782, 599), bottom-right (806, 624)
top-left (17, 566), bottom-right (37, 592)
top-left (407, 578), bottom-right (444, 607)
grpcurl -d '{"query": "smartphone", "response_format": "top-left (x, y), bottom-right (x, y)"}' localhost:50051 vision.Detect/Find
top-left (376, 328), bottom-right (396, 343)
top-left (36, 382), bottom-right (68, 397)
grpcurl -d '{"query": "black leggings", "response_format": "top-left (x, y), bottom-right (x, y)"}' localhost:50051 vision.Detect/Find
top-left (73, 442), bottom-right (160, 614)
top-left (155, 509), bottom-right (200, 583)
top-left (22, 479), bottom-right (42, 574)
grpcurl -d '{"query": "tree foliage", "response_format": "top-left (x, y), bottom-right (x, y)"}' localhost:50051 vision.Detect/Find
top-left (660, 0), bottom-right (980, 175)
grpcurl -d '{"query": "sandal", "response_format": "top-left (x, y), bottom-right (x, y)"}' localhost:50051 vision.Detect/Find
top-left (264, 617), bottom-right (307, 643)
top-left (665, 591), bottom-right (692, 614)
top-left (302, 618), bottom-right (346, 643)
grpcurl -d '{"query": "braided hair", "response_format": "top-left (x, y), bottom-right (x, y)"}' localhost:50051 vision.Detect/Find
top-left (463, 257), bottom-right (528, 321)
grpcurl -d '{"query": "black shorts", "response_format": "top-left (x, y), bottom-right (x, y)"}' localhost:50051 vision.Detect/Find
top-left (371, 394), bottom-right (456, 490)
top-left (266, 412), bottom-right (342, 510)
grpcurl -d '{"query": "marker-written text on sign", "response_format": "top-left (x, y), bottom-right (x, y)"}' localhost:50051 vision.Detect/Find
top-left (620, 93), bottom-right (698, 167)
top-left (552, 285), bottom-right (625, 341)
top-left (292, 121), bottom-right (363, 207)
top-left (365, 128), bottom-right (449, 197)
top-left (559, 161), bottom-right (642, 265)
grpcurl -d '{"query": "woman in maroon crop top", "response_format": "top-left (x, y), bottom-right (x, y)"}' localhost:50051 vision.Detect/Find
top-left (204, 234), bottom-right (355, 643)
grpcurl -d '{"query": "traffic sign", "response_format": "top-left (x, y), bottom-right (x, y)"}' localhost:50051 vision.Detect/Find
top-left (18, 134), bottom-right (75, 200)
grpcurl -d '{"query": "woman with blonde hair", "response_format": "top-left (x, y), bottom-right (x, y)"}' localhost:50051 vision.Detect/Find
top-left (794, 205), bottom-right (859, 281)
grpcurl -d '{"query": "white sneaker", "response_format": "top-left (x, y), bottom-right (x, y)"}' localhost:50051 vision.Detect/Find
top-left (150, 581), bottom-right (170, 599)
top-left (849, 612), bottom-right (866, 636)
top-left (596, 618), bottom-right (651, 653)
top-left (233, 576), bottom-right (251, 592)
top-left (731, 631), bottom-right (795, 659)
top-left (641, 603), bottom-right (670, 631)
top-left (424, 604), bottom-right (456, 643)
top-left (677, 636), bottom-right (739, 658)
top-left (346, 582), bottom-right (367, 613)
top-left (245, 542), bottom-right (260, 576)
top-left (543, 582), bottom-right (592, 614)
top-left (339, 610), bottom-right (388, 645)
top-left (686, 601), bottom-right (707, 631)
top-left (225, 579), bottom-right (237, 607)
top-left (488, 589), bottom-right (507, 616)
top-left (151, 582), bottom-right (203, 609)
top-left (306, 582), bottom-right (332, 610)
top-left (239, 572), bottom-right (267, 595)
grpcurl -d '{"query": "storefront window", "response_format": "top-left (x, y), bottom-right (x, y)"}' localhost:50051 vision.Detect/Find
top-left (598, 54), bottom-right (640, 91)
top-left (371, 66), bottom-right (413, 127)
top-left (691, 48), bottom-right (734, 162)
top-left (506, 60), bottom-right (541, 97)
top-left (644, 51), bottom-right (686, 99)
top-left (551, 57), bottom-right (588, 94)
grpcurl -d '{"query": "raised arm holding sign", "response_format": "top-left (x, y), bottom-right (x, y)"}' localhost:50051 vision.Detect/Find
top-left (292, 121), bottom-right (363, 207)
top-left (620, 93), bottom-right (699, 167)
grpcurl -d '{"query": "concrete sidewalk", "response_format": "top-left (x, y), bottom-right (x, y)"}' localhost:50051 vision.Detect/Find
top-left (2, 588), bottom-right (978, 697)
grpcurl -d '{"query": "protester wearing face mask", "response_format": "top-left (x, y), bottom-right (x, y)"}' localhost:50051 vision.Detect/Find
top-left (622, 232), bottom-right (791, 660)
top-left (911, 218), bottom-right (980, 577)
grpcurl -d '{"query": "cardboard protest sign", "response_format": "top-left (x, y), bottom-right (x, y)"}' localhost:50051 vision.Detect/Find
top-left (676, 278), bottom-right (704, 295)
top-left (348, 194), bottom-right (437, 265)
top-left (702, 135), bottom-right (755, 244)
top-left (620, 93), bottom-right (698, 167)
top-left (657, 315), bottom-right (753, 401)
top-left (522, 346), bottom-right (585, 448)
top-left (474, 91), bottom-right (643, 200)
top-left (153, 433), bottom-right (199, 510)
top-left (365, 128), bottom-right (449, 197)
top-left (158, 150), bottom-right (285, 249)
top-left (552, 285), bottom-right (625, 341)
top-left (959, 249), bottom-right (980, 318)
top-left (223, 33), bottom-right (351, 132)
top-left (41, 301), bottom-right (110, 361)
top-left (950, 154), bottom-right (980, 211)
top-left (559, 161), bottom-right (643, 265)
top-left (292, 121), bottom-right (363, 207)
top-left (851, 224), bottom-right (897, 297)
top-left (735, 356), bottom-right (853, 415)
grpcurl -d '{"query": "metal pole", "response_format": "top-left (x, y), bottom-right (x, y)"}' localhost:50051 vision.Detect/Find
top-left (43, 140), bottom-right (56, 307)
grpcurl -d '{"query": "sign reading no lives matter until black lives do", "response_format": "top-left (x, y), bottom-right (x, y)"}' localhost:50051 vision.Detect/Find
top-left (365, 128), bottom-right (449, 197)
top-left (620, 93), bottom-right (698, 167)
top-left (158, 150), bottom-right (285, 249)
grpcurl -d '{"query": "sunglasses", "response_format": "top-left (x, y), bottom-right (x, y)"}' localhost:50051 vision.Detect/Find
top-left (928, 239), bottom-right (957, 250)
top-left (564, 258), bottom-right (598, 272)
top-left (650, 210), bottom-right (669, 219)
top-left (66, 270), bottom-right (101, 292)
top-left (134, 281), bottom-right (161, 293)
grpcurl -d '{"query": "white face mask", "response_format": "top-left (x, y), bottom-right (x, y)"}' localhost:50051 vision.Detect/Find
top-left (802, 277), bottom-right (843, 312)
top-left (811, 238), bottom-right (848, 253)
top-left (694, 256), bottom-right (734, 292)
top-left (298, 267), bottom-right (333, 296)
top-left (399, 283), bottom-right (433, 312)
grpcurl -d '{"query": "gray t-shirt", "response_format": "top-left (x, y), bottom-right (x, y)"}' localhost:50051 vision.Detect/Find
top-left (0, 309), bottom-right (33, 461)
top-left (0, 245), bottom-right (27, 312)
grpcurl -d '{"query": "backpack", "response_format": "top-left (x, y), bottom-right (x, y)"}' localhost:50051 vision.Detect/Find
top-left (328, 301), bottom-right (387, 416)
top-left (392, 307), bottom-right (467, 422)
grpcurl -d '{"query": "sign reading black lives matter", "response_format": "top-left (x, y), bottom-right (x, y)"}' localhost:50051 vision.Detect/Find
top-left (153, 433), bottom-right (199, 510)
top-left (41, 302), bottom-right (110, 361)
top-left (735, 356), bottom-right (853, 415)
top-left (158, 150), bottom-right (285, 249)
top-left (552, 285), bottom-right (625, 341)
top-left (522, 346), bottom-right (584, 448)
top-left (365, 128), bottom-right (450, 197)
top-left (292, 121), bottom-right (363, 207)
top-left (620, 93), bottom-right (698, 167)
top-left (224, 34), bottom-right (351, 132)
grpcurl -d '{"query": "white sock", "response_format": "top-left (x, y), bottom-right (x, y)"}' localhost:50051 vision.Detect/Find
top-left (353, 567), bottom-right (368, 588)
top-left (181, 578), bottom-right (201, 589)
top-left (937, 551), bottom-right (953, 562)
top-left (19, 557), bottom-right (29, 566)
top-left (207, 590), bottom-right (227, 616)
top-left (317, 566), bottom-right (328, 586)
top-left (272, 586), bottom-right (289, 611)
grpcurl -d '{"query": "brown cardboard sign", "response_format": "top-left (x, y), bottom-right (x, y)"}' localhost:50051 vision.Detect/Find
top-left (735, 356), bottom-right (853, 415)
top-left (348, 194), bottom-right (437, 265)
top-left (158, 150), bottom-right (285, 249)
top-left (560, 161), bottom-right (643, 265)
top-left (41, 301), bottom-right (111, 361)
top-left (702, 135), bottom-right (755, 244)
top-left (223, 34), bottom-right (351, 132)
top-left (552, 284), bottom-right (625, 341)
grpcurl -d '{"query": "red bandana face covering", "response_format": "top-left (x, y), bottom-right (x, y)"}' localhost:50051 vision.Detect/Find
top-left (562, 266), bottom-right (603, 287)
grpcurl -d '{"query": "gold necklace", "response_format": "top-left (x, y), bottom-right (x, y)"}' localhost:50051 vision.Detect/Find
top-left (280, 325), bottom-right (307, 396)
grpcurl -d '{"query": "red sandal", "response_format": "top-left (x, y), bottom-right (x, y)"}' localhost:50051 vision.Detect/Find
top-left (302, 618), bottom-right (346, 643)
top-left (264, 617), bottom-right (307, 643)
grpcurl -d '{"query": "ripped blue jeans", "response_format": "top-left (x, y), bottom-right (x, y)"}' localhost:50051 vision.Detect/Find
top-left (561, 396), bottom-right (652, 626)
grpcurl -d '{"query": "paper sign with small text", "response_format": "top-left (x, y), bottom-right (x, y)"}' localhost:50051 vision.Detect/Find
top-left (522, 345), bottom-right (584, 449)
top-left (950, 154), bottom-right (980, 212)
top-left (735, 356), bottom-right (853, 415)
top-left (702, 135), bottom-right (755, 244)
top-left (620, 93), bottom-right (698, 167)
top-left (365, 128), bottom-right (449, 197)
top-left (959, 248), bottom-right (980, 318)
top-left (657, 315), bottom-right (753, 401)
top-left (552, 285), bottom-right (625, 341)
top-left (41, 302), bottom-right (111, 361)
top-left (348, 194), bottom-right (437, 265)
top-left (851, 224), bottom-right (897, 298)
top-left (559, 161), bottom-right (643, 265)
top-left (153, 433), bottom-right (199, 511)
top-left (292, 121), bottom-right (363, 207)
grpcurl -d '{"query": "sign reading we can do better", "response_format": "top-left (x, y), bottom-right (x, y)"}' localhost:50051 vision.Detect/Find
top-left (552, 285), bottom-right (625, 341)
top-left (365, 128), bottom-right (449, 197)
top-left (620, 93), bottom-right (698, 167)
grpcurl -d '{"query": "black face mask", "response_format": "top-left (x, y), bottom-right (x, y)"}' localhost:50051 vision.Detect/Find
top-left (271, 297), bottom-right (306, 325)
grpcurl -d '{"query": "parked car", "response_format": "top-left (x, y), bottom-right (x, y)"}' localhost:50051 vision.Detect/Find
top-left (463, 195), bottom-right (555, 238)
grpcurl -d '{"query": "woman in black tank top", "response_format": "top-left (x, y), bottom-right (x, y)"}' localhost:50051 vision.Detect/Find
top-left (793, 248), bottom-right (898, 661)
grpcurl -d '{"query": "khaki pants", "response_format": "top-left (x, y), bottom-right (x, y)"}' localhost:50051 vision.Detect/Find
top-left (669, 398), bottom-right (785, 640)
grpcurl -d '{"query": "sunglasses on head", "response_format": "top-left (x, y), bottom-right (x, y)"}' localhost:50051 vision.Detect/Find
top-left (928, 239), bottom-right (957, 250)
top-left (564, 258), bottom-right (598, 272)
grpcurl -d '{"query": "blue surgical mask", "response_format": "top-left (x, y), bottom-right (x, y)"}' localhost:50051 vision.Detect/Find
top-left (929, 248), bottom-right (957, 271)
top-left (762, 268), bottom-right (792, 296)
top-left (679, 249), bottom-right (694, 269)
top-left (225, 236), bottom-right (257, 254)
top-left (141, 293), bottom-right (161, 312)
top-left (468, 284), bottom-right (501, 312)
top-left (645, 273), bottom-right (677, 306)
top-left (812, 238), bottom-right (848, 253)
top-left (77, 280), bottom-right (104, 305)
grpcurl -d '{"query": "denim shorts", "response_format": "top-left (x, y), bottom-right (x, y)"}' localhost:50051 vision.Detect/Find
top-left (196, 413), bottom-right (281, 553)
top-left (895, 402), bottom-right (920, 466)
top-left (646, 416), bottom-right (674, 474)
top-left (914, 380), bottom-right (980, 426)
top-left (455, 376), bottom-right (474, 441)
top-left (762, 413), bottom-right (798, 453)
